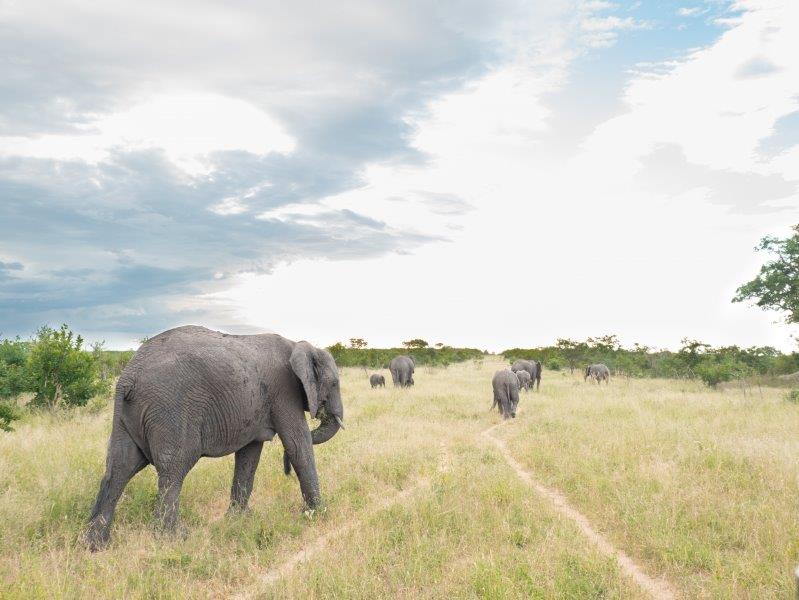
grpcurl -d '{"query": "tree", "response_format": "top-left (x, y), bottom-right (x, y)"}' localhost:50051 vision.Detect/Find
top-left (0, 337), bottom-right (29, 400)
top-left (677, 338), bottom-right (711, 373)
top-left (402, 338), bottom-right (428, 349)
top-left (348, 338), bottom-right (368, 349)
top-left (587, 334), bottom-right (621, 351)
top-left (555, 338), bottom-right (587, 373)
top-left (26, 324), bottom-right (106, 408)
top-left (733, 224), bottom-right (799, 324)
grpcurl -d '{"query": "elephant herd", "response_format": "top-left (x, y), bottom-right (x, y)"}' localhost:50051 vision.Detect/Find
top-left (490, 360), bottom-right (611, 419)
top-left (85, 326), bottom-right (611, 551)
top-left (490, 359), bottom-right (542, 419)
top-left (368, 354), bottom-right (415, 388)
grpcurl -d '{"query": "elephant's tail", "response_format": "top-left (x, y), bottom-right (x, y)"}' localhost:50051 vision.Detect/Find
top-left (283, 450), bottom-right (292, 476)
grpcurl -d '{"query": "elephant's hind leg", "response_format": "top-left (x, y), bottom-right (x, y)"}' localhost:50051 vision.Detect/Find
top-left (85, 429), bottom-right (148, 551)
top-left (154, 453), bottom-right (198, 534)
top-left (229, 440), bottom-right (264, 512)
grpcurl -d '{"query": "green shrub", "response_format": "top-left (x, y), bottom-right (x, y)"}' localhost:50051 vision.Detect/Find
top-left (0, 401), bottom-right (20, 432)
top-left (546, 357), bottom-right (563, 371)
top-left (0, 337), bottom-right (29, 400)
top-left (501, 337), bottom-right (795, 382)
top-left (786, 390), bottom-right (799, 403)
top-left (327, 343), bottom-right (484, 368)
top-left (26, 324), bottom-right (108, 408)
top-left (695, 357), bottom-right (750, 388)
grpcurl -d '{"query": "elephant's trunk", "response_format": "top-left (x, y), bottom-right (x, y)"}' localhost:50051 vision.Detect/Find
top-left (310, 405), bottom-right (342, 445)
top-left (284, 405), bottom-right (343, 476)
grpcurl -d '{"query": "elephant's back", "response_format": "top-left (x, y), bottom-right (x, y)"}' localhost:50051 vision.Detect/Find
top-left (390, 355), bottom-right (412, 369)
top-left (492, 369), bottom-right (518, 389)
top-left (126, 326), bottom-right (290, 374)
top-left (510, 359), bottom-right (529, 371)
top-left (128, 328), bottom-right (293, 400)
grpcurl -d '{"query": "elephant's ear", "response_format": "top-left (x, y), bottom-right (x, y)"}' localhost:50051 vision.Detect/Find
top-left (290, 342), bottom-right (320, 418)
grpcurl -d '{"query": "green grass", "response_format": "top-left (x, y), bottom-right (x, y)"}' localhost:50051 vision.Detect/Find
top-left (0, 358), bottom-right (795, 597)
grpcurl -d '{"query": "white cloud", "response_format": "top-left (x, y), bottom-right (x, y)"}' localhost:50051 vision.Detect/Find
top-left (0, 93), bottom-right (295, 175)
top-left (677, 6), bottom-right (705, 17)
top-left (583, 0), bottom-right (799, 176)
top-left (210, 198), bottom-right (249, 216)
top-left (579, 15), bottom-right (651, 48)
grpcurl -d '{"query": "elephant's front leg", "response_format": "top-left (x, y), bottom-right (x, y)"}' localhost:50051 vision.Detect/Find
top-left (229, 440), bottom-right (264, 512)
top-left (280, 429), bottom-right (321, 509)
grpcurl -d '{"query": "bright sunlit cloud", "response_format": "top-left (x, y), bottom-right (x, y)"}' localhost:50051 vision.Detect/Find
top-left (0, 93), bottom-right (295, 175)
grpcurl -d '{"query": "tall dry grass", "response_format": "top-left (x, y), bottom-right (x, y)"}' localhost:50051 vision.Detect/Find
top-left (499, 369), bottom-right (799, 598)
top-left (0, 357), bottom-right (794, 597)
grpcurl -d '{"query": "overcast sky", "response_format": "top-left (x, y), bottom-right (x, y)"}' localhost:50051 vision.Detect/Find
top-left (1, 0), bottom-right (797, 351)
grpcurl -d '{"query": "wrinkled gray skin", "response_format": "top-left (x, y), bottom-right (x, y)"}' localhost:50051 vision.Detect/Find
top-left (369, 374), bottom-right (386, 388)
top-left (85, 326), bottom-right (344, 551)
top-left (584, 363), bottom-right (610, 384)
top-left (511, 359), bottom-right (541, 390)
top-left (515, 370), bottom-right (532, 391)
top-left (389, 355), bottom-right (415, 387)
top-left (491, 370), bottom-right (520, 419)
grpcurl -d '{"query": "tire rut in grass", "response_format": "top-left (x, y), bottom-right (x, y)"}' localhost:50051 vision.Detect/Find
top-left (483, 423), bottom-right (676, 600)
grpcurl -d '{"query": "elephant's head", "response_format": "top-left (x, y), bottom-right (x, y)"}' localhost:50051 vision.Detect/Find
top-left (584, 366), bottom-right (591, 380)
top-left (290, 342), bottom-right (345, 444)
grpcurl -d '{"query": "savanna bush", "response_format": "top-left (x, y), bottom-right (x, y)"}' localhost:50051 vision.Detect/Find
top-left (694, 357), bottom-right (751, 388)
top-left (327, 343), bottom-right (484, 368)
top-left (0, 401), bottom-right (20, 431)
top-left (26, 324), bottom-right (108, 408)
top-left (0, 337), bottom-right (29, 399)
top-left (502, 337), bottom-right (794, 383)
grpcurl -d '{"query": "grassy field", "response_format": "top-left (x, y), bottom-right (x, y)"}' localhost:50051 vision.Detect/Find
top-left (0, 358), bottom-right (796, 598)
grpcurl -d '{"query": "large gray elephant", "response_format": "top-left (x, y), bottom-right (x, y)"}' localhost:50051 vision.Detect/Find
top-left (510, 359), bottom-right (541, 390)
top-left (369, 374), bottom-right (385, 388)
top-left (84, 326), bottom-right (344, 551)
top-left (491, 370), bottom-right (520, 419)
top-left (389, 355), bottom-right (415, 387)
top-left (515, 370), bottom-right (532, 391)
top-left (585, 363), bottom-right (610, 384)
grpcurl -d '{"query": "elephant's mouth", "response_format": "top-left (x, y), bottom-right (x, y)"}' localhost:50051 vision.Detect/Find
top-left (310, 404), bottom-right (344, 445)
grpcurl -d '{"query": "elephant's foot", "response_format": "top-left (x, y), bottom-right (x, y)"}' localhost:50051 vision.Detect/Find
top-left (154, 521), bottom-right (189, 540)
top-left (226, 501), bottom-right (252, 515)
top-left (84, 520), bottom-right (111, 552)
top-left (302, 492), bottom-right (325, 513)
top-left (303, 505), bottom-right (327, 520)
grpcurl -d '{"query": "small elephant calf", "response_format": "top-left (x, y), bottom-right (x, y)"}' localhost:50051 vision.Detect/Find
top-left (369, 374), bottom-right (386, 388)
top-left (515, 370), bottom-right (532, 390)
top-left (584, 363), bottom-right (610, 384)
